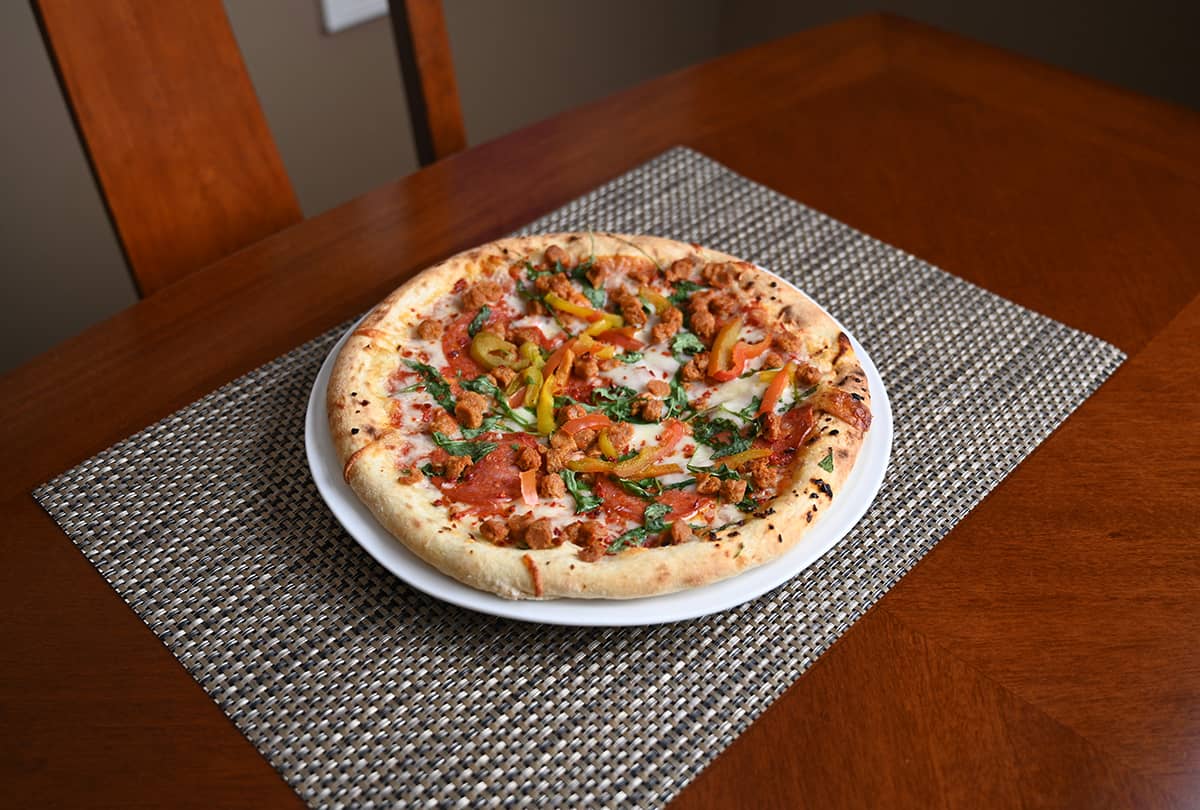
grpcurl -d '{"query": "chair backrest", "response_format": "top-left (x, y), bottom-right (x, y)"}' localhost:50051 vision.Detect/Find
top-left (34, 0), bottom-right (303, 296)
top-left (388, 0), bottom-right (467, 166)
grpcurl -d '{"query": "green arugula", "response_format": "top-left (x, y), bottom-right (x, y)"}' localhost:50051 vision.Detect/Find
top-left (818, 448), bottom-right (835, 472)
top-left (560, 469), bottom-right (603, 514)
top-left (662, 370), bottom-right (692, 421)
top-left (402, 359), bottom-right (455, 413)
top-left (566, 259), bottom-right (606, 308)
top-left (691, 414), bottom-right (757, 459)
top-left (459, 414), bottom-right (503, 440)
top-left (524, 261), bottom-right (555, 281)
top-left (419, 462), bottom-right (437, 478)
top-left (619, 477), bottom-right (662, 499)
top-left (590, 384), bottom-right (644, 423)
top-left (667, 280), bottom-right (706, 306)
top-left (431, 432), bottom-right (497, 462)
top-left (670, 331), bottom-right (705, 361)
top-left (467, 305), bottom-right (491, 338)
top-left (607, 501), bottom-right (673, 554)
top-left (733, 396), bottom-right (763, 422)
top-left (616, 351), bottom-right (643, 364)
top-left (461, 375), bottom-right (535, 428)
top-left (686, 463), bottom-right (742, 481)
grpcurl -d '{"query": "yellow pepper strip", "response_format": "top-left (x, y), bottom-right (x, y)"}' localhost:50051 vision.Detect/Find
top-left (512, 340), bottom-right (544, 371)
top-left (597, 428), bottom-right (619, 459)
top-left (639, 463), bottom-right (683, 477)
top-left (536, 371), bottom-right (557, 434)
top-left (583, 312), bottom-right (624, 336)
top-left (611, 447), bottom-right (659, 478)
top-left (544, 292), bottom-right (608, 321)
top-left (469, 330), bottom-right (519, 369)
top-left (758, 367), bottom-right (782, 382)
top-left (717, 447), bottom-right (772, 469)
top-left (638, 285), bottom-right (670, 314)
top-left (521, 366), bottom-right (543, 408)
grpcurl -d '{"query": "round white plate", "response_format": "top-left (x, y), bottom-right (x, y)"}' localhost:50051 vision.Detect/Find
top-left (305, 283), bottom-right (892, 627)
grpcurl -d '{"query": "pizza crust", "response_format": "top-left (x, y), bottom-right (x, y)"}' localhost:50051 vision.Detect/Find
top-left (327, 233), bottom-right (871, 600)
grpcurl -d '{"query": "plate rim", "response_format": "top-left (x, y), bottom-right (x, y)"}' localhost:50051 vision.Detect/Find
top-left (304, 269), bottom-right (893, 627)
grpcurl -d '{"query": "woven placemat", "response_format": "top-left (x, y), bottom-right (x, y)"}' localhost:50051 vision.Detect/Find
top-left (35, 147), bottom-right (1123, 808)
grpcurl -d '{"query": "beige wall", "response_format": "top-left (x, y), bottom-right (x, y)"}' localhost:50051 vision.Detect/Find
top-left (1, 0), bottom-right (1195, 373)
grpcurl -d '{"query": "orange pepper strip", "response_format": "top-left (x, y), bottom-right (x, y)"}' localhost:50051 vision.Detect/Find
top-left (560, 413), bottom-right (612, 435)
top-left (707, 316), bottom-right (744, 381)
top-left (566, 457), bottom-right (614, 473)
top-left (519, 469), bottom-right (539, 505)
top-left (758, 360), bottom-right (796, 416)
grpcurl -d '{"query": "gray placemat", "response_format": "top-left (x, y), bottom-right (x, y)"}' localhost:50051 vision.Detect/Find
top-left (35, 147), bottom-right (1124, 809)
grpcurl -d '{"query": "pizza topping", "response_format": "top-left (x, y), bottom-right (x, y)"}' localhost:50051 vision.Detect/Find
top-left (523, 518), bottom-right (557, 549)
top-left (463, 280), bottom-right (503, 310)
top-left (721, 478), bottom-right (748, 503)
top-left (631, 393), bottom-right (664, 422)
top-left (430, 410), bottom-right (458, 436)
top-left (538, 471), bottom-right (567, 499)
top-left (417, 319), bottom-right (443, 340)
top-left (610, 287), bottom-right (648, 328)
top-left (514, 443), bottom-right (542, 471)
top-left (480, 518), bottom-right (509, 545)
top-left (454, 390), bottom-right (489, 429)
top-left (443, 455), bottom-right (473, 482)
top-left (651, 306), bottom-right (683, 344)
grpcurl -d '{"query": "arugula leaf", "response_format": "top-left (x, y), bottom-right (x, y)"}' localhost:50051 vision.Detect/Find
top-left (431, 432), bottom-right (497, 462)
top-left (461, 375), bottom-right (535, 428)
top-left (467, 306), bottom-right (491, 338)
top-left (692, 414), bottom-right (756, 459)
top-left (818, 448), bottom-right (835, 472)
top-left (662, 370), bottom-right (692, 421)
top-left (616, 351), bottom-right (643, 364)
top-left (668, 280), bottom-right (706, 306)
top-left (735, 494), bottom-right (761, 513)
top-left (590, 384), bottom-right (644, 423)
top-left (419, 462), bottom-right (437, 478)
top-left (524, 260), bottom-right (555, 281)
top-left (686, 463), bottom-right (742, 481)
top-left (564, 259), bottom-right (606, 308)
top-left (560, 469), bottom-right (603, 514)
top-left (402, 359), bottom-right (455, 413)
top-left (619, 477), bottom-right (662, 499)
top-left (459, 414), bottom-right (503, 440)
top-left (607, 501), bottom-right (673, 554)
top-left (670, 331), bottom-right (705, 361)
top-left (733, 396), bottom-right (763, 422)
top-left (662, 478), bottom-right (696, 491)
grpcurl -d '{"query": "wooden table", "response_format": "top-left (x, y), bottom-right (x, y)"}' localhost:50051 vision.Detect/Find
top-left (2, 14), bottom-right (1197, 808)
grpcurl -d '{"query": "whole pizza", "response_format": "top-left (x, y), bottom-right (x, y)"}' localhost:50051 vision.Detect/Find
top-left (327, 233), bottom-right (871, 600)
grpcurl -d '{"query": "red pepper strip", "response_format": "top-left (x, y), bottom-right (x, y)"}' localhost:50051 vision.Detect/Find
top-left (508, 389), bottom-right (526, 409)
top-left (560, 413), bottom-right (612, 435)
top-left (758, 360), bottom-right (796, 416)
top-left (594, 328), bottom-right (644, 351)
top-left (710, 338), bottom-right (771, 382)
top-left (542, 340), bottom-right (573, 381)
top-left (519, 469), bottom-right (539, 505)
top-left (707, 316), bottom-right (744, 380)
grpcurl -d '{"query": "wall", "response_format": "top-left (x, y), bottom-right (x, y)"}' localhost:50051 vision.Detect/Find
top-left (1, 0), bottom-right (1195, 374)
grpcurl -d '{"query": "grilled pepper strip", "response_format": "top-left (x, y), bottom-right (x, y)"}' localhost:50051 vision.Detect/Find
top-left (758, 360), bottom-right (796, 415)
top-left (707, 317), bottom-right (744, 381)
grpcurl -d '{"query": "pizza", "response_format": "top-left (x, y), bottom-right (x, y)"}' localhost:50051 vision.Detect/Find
top-left (327, 233), bottom-right (871, 600)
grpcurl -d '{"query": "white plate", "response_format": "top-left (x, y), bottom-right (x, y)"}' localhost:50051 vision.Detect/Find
top-left (305, 284), bottom-right (892, 627)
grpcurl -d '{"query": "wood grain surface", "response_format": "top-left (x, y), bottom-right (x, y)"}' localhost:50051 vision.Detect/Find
top-left (2, 14), bottom-right (1197, 809)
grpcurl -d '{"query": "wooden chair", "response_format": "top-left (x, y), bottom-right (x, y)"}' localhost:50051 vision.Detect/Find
top-left (35, 0), bottom-right (466, 297)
